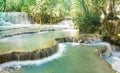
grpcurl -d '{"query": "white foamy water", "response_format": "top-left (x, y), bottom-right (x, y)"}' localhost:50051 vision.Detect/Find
top-left (0, 43), bottom-right (66, 69)
top-left (83, 42), bottom-right (112, 53)
top-left (83, 41), bottom-right (120, 73)
top-left (0, 42), bottom-right (79, 73)
top-left (0, 12), bottom-right (33, 25)
top-left (105, 51), bottom-right (120, 73)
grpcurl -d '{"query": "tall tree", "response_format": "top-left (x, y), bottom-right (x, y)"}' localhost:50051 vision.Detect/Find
top-left (92, 0), bottom-right (118, 23)
top-left (3, 0), bottom-right (6, 11)
top-left (92, 0), bottom-right (119, 35)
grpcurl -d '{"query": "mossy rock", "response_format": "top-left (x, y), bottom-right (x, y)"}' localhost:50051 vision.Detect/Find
top-left (102, 36), bottom-right (120, 47)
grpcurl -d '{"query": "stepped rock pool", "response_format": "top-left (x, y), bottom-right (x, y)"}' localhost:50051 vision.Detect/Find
top-left (0, 43), bottom-right (116, 73)
top-left (0, 13), bottom-right (118, 73)
top-left (0, 28), bottom-right (116, 73)
top-left (0, 30), bottom-right (78, 53)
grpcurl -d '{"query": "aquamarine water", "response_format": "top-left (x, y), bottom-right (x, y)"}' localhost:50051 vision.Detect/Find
top-left (19, 44), bottom-right (82, 73)
top-left (0, 30), bottom-right (78, 52)
top-left (1, 43), bottom-right (86, 73)
top-left (0, 43), bottom-right (116, 73)
top-left (0, 18), bottom-right (117, 73)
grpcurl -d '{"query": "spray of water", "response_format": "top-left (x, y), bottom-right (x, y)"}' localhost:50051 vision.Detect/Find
top-left (0, 42), bottom-right (79, 73)
top-left (0, 43), bottom-right (66, 69)
top-left (0, 12), bottom-right (33, 25)
top-left (83, 40), bottom-right (120, 73)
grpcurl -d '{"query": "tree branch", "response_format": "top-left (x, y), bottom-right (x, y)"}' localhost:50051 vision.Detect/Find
top-left (91, 0), bottom-right (106, 15)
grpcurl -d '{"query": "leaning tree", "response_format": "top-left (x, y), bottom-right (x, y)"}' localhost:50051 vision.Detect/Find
top-left (92, 0), bottom-right (120, 35)
top-left (0, 0), bottom-right (6, 11)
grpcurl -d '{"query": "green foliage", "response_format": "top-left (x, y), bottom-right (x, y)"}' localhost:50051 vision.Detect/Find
top-left (2, 0), bottom-right (72, 24)
top-left (29, 0), bottom-right (54, 24)
top-left (72, 0), bottom-right (101, 33)
top-left (2, 0), bottom-right (119, 34)
top-left (74, 12), bottom-right (100, 33)
top-left (29, 0), bottom-right (71, 24)
top-left (5, 0), bottom-right (35, 11)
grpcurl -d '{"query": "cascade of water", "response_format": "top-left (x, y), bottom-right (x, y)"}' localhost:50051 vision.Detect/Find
top-left (0, 43), bottom-right (66, 69)
top-left (83, 39), bottom-right (120, 73)
top-left (0, 12), bottom-right (34, 26)
top-left (83, 42), bottom-right (112, 58)
top-left (104, 47), bottom-right (120, 73)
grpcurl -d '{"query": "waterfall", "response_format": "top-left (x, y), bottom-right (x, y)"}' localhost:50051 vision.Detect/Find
top-left (0, 43), bottom-right (66, 69)
top-left (0, 12), bottom-right (34, 26)
top-left (83, 42), bottom-right (112, 58)
top-left (83, 39), bottom-right (120, 73)
top-left (104, 47), bottom-right (120, 73)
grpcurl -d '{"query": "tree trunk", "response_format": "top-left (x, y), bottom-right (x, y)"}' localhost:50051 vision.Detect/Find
top-left (101, 0), bottom-right (115, 23)
top-left (106, 0), bottom-right (115, 20)
top-left (3, 0), bottom-right (6, 11)
top-left (92, 0), bottom-right (119, 35)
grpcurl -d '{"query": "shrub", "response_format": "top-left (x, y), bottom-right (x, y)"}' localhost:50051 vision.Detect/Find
top-left (73, 11), bottom-right (100, 33)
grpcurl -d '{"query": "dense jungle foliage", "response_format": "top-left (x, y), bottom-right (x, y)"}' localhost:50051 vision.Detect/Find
top-left (0, 0), bottom-right (120, 36)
